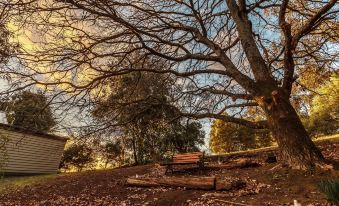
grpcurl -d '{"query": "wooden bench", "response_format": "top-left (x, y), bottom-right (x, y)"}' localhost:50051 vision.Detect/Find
top-left (160, 152), bottom-right (205, 174)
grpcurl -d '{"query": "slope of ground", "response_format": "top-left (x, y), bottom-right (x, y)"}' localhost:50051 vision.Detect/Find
top-left (0, 174), bottom-right (57, 194)
top-left (0, 137), bottom-right (338, 206)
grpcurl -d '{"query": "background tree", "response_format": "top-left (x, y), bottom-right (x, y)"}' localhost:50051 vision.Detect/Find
top-left (59, 143), bottom-right (94, 172)
top-left (92, 68), bottom-right (205, 164)
top-left (255, 129), bottom-right (275, 148)
top-left (210, 119), bottom-right (261, 153)
top-left (307, 74), bottom-right (339, 137)
top-left (3, 0), bottom-right (338, 169)
top-left (2, 91), bottom-right (56, 132)
top-left (100, 141), bottom-right (124, 168)
top-left (209, 120), bottom-right (274, 154)
top-left (91, 63), bottom-right (177, 164)
top-left (162, 121), bottom-right (205, 154)
top-left (291, 66), bottom-right (333, 115)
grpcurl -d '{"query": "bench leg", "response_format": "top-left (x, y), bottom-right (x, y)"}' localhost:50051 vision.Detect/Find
top-left (198, 162), bottom-right (205, 174)
top-left (165, 165), bottom-right (169, 175)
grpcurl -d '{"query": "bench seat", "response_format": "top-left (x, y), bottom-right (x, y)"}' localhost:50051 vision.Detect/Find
top-left (160, 152), bottom-right (205, 173)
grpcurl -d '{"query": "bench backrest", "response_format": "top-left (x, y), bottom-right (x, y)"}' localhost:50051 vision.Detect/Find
top-left (173, 152), bottom-right (204, 163)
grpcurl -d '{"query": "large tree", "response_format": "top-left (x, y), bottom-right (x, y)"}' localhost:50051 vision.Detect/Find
top-left (2, 0), bottom-right (338, 169)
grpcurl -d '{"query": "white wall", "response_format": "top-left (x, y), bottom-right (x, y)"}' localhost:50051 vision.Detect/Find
top-left (0, 112), bottom-right (7, 124)
top-left (0, 128), bottom-right (67, 174)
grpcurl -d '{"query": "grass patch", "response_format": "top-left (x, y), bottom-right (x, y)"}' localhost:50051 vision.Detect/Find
top-left (315, 134), bottom-right (339, 142)
top-left (0, 174), bottom-right (57, 194)
top-left (317, 179), bottom-right (339, 205)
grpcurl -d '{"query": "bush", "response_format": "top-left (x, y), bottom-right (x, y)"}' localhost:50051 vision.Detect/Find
top-left (317, 179), bottom-right (339, 205)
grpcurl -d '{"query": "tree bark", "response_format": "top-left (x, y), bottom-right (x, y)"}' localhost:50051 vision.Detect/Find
top-left (256, 90), bottom-right (325, 170)
top-left (131, 135), bottom-right (139, 165)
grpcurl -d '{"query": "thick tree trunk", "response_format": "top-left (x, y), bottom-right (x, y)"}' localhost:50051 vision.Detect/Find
top-left (257, 90), bottom-right (325, 170)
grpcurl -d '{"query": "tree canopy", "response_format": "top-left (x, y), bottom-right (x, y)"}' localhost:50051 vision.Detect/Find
top-left (91, 65), bottom-right (205, 164)
top-left (1, 91), bottom-right (56, 133)
top-left (59, 143), bottom-right (94, 172)
top-left (209, 119), bottom-right (273, 153)
top-left (307, 74), bottom-right (339, 136)
top-left (1, 0), bottom-right (338, 169)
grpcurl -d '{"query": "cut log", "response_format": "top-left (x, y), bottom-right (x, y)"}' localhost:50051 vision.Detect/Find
top-left (126, 178), bottom-right (160, 187)
top-left (126, 176), bottom-right (215, 190)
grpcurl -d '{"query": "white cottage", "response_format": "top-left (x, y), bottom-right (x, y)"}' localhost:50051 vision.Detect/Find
top-left (0, 123), bottom-right (68, 175)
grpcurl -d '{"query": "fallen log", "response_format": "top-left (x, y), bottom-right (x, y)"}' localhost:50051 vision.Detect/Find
top-left (126, 178), bottom-right (160, 187)
top-left (126, 176), bottom-right (247, 191)
top-left (126, 176), bottom-right (216, 190)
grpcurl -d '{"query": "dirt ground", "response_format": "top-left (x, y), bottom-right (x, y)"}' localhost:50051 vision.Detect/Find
top-left (0, 142), bottom-right (338, 206)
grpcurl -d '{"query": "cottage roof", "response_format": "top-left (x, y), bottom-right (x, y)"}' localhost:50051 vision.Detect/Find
top-left (0, 123), bottom-right (68, 142)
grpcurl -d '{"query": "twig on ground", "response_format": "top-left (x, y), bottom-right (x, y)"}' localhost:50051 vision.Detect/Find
top-left (214, 199), bottom-right (253, 206)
